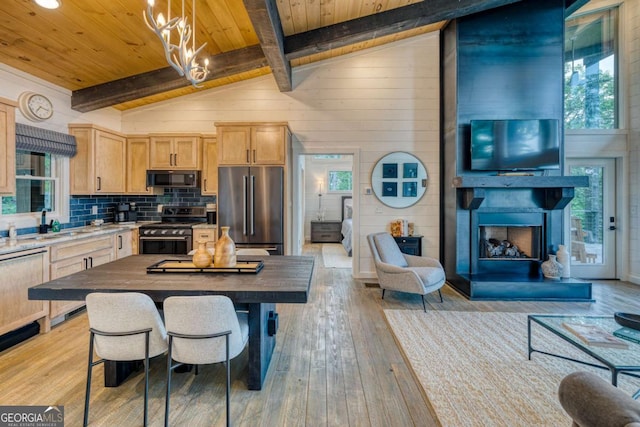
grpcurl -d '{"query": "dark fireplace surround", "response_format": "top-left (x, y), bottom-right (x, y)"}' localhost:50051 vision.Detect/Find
top-left (441, 0), bottom-right (592, 301)
top-left (448, 176), bottom-right (591, 301)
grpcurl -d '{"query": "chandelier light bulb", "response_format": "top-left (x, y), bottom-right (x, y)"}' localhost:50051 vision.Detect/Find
top-left (144, 0), bottom-right (210, 87)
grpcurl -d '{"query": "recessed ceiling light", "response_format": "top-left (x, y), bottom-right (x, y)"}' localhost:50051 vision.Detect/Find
top-left (35, 0), bottom-right (61, 9)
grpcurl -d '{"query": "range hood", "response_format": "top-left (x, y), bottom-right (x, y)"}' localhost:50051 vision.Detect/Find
top-left (146, 170), bottom-right (200, 188)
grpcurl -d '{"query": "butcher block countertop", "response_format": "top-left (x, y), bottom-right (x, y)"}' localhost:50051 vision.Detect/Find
top-left (29, 254), bottom-right (314, 304)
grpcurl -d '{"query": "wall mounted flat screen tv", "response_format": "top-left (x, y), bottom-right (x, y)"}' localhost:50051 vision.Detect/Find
top-left (470, 119), bottom-right (560, 171)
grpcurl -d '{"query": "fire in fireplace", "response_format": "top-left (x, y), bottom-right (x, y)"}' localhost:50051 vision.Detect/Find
top-left (479, 225), bottom-right (542, 261)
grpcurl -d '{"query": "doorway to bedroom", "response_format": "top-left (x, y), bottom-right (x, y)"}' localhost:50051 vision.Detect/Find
top-left (299, 153), bottom-right (354, 270)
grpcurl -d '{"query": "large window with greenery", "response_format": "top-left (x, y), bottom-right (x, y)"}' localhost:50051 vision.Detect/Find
top-left (1, 151), bottom-right (58, 215)
top-left (564, 7), bottom-right (618, 129)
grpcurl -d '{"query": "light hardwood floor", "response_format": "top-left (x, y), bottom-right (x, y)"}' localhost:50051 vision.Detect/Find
top-left (1, 244), bottom-right (640, 426)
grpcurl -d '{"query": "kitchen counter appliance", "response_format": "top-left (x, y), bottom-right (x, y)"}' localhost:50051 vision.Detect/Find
top-left (217, 166), bottom-right (284, 255)
top-left (115, 202), bottom-right (137, 223)
top-left (138, 206), bottom-right (207, 255)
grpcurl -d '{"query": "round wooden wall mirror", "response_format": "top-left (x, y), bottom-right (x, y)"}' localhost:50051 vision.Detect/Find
top-left (371, 152), bottom-right (428, 208)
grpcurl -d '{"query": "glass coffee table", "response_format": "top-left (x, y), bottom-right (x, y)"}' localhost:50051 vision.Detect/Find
top-left (528, 314), bottom-right (640, 391)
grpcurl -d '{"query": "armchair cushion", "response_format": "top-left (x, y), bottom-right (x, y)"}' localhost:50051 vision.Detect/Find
top-left (411, 267), bottom-right (446, 288)
top-left (373, 233), bottom-right (408, 267)
top-left (558, 371), bottom-right (640, 427)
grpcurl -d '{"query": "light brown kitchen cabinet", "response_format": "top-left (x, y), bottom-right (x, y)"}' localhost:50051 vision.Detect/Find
top-left (149, 135), bottom-right (200, 169)
top-left (0, 97), bottom-right (17, 195)
top-left (193, 228), bottom-right (216, 251)
top-left (126, 136), bottom-right (156, 194)
top-left (0, 248), bottom-right (50, 335)
top-left (215, 123), bottom-right (290, 166)
top-left (115, 230), bottom-right (134, 258)
top-left (68, 124), bottom-right (127, 195)
top-left (201, 136), bottom-right (218, 194)
top-left (49, 235), bottom-right (114, 319)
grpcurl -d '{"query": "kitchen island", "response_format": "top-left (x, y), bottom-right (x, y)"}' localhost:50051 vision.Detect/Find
top-left (28, 254), bottom-right (314, 390)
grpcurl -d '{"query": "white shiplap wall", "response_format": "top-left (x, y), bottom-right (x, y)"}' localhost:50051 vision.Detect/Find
top-left (121, 32), bottom-right (441, 278)
top-left (627, 0), bottom-right (640, 284)
top-left (0, 63), bottom-right (121, 133)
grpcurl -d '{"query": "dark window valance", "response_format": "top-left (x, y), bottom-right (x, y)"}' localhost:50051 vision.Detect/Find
top-left (15, 123), bottom-right (76, 157)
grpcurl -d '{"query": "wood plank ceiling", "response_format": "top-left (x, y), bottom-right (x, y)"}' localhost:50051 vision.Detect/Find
top-left (0, 0), bottom-right (562, 112)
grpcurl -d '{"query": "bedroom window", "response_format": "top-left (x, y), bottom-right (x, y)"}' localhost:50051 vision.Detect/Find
top-left (327, 170), bottom-right (352, 192)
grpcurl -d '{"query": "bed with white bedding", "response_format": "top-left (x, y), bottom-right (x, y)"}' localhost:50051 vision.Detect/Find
top-left (341, 196), bottom-right (353, 257)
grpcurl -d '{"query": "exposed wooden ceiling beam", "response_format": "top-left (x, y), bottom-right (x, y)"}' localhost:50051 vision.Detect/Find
top-left (285, 0), bottom-right (523, 60)
top-left (243, 0), bottom-right (291, 92)
top-left (71, 45), bottom-right (268, 112)
top-left (72, 0), bottom-right (527, 112)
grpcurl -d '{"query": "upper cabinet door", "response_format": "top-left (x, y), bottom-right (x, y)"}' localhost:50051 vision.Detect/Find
top-left (252, 126), bottom-right (286, 165)
top-left (217, 126), bottom-right (252, 165)
top-left (201, 137), bottom-right (218, 195)
top-left (126, 137), bottom-right (154, 194)
top-left (94, 130), bottom-right (126, 193)
top-left (149, 137), bottom-right (173, 169)
top-left (173, 136), bottom-right (199, 169)
top-left (149, 136), bottom-right (200, 169)
top-left (69, 126), bottom-right (95, 195)
top-left (0, 99), bottom-right (16, 195)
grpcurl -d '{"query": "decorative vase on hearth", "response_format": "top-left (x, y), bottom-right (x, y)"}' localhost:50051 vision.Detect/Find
top-left (541, 254), bottom-right (563, 280)
top-left (214, 226), bottom-right (236, 267)
top-left (192, 240), bottom-right (212, 268)
top-left (556, 244), bottom-right (571, 278)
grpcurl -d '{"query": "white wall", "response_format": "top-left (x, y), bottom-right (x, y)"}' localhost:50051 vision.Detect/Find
top-left (121, 32), bottom-right (441, 278)
top-left (0, 63), bottom-right (121, 132)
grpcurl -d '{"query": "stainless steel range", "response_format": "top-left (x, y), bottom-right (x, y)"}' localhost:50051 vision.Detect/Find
top-left (138, 206), bottom-right (208, 255)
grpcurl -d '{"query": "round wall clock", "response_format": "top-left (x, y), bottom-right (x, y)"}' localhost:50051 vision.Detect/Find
top-left (18, 91), bottom-right (54, 122)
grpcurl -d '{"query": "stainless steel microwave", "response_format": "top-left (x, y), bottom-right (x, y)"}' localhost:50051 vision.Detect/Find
top-left (146, 170), bottom-right (200, 188)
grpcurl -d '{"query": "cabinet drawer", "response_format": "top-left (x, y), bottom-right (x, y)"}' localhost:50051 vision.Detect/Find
top-left (50, 235), bottom-right (113, 262)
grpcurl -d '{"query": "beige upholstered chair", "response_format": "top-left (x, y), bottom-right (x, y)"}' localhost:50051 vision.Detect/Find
top-left (163, 295), bottom-right (249, 427)
top-left (367, 232), bottom-right (446, 311)
top-left (84, 292), bottom-right (168, 427)
top-left (236, 248), bottom-right (270, 256)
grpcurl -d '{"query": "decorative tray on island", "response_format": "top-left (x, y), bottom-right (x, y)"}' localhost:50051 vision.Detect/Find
top-left (146, 259), bottom-right (264, 274)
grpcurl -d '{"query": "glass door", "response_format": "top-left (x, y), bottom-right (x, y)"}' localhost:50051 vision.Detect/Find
top-left (567, 158), bottom-right (616, 278)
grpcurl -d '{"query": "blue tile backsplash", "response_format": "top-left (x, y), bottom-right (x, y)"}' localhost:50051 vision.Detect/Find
top-left (1, 188), bottom-right (216, 237)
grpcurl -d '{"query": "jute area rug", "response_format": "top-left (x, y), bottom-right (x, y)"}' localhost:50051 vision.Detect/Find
top-left (384, 310), bottom-right (640, 427)
top-left (322, 243), bottom-right (352, 268)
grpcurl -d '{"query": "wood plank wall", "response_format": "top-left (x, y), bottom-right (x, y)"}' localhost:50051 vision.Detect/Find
top-left (121, 33), bottom-right (442, 278)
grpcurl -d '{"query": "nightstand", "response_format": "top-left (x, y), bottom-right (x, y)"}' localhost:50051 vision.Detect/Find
top-left (393, 235), bottom-right (423, 256)
top-left (311, 220), bottom-right (342, 243)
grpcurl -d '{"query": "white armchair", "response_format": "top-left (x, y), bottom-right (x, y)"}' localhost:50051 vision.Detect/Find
top-left (84, 292), bottom-right (168, 427)
top-left (367, 232), bottom-right (445, 311)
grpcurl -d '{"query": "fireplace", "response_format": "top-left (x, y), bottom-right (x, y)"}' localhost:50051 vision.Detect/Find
top-left (472, 211), bottom-right (546, 276)
top-left (443, 176), bottom-right (592, 301)
top-left (479, 225), bottom-right (541, 261)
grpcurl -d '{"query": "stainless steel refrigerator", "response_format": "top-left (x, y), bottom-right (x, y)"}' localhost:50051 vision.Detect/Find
top-left (217, 166), bottom-right (284, 255)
